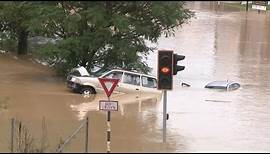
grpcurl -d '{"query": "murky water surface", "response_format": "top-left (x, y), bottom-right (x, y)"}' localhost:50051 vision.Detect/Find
top-left (1, 2), bottom-right (270, 152)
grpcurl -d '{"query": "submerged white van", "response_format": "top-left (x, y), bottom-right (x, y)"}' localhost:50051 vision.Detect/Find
top-left (67, 66), bottom-right (161, 95)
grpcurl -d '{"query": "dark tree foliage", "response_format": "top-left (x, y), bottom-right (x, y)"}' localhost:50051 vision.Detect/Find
top-left (0, 1), bottom-right (194, 75)
top-left (0, 2), bottom-right (42, 54)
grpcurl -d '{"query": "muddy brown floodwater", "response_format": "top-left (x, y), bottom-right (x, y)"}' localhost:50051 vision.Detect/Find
top-left (1, 1), bottom-right (270, 152)
top-left (147, 1), bottom-right (270, 152)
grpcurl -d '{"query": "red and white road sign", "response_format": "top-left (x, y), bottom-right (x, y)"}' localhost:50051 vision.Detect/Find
top-left (98, 78), bottom-right (120, 97)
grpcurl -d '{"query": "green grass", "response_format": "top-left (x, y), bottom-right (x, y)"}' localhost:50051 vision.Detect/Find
top-left (267, 5), bottom-right (270, 10)
top-left (224, 3), bottom-right (247, 11)
top-left (224, 2), bottom-right (270, 11)
top-left (223, 2), bottom-right (251, 11)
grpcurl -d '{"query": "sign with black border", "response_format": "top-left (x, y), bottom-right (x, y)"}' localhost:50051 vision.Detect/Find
top-left (99, 100), bottom-right (118, 111)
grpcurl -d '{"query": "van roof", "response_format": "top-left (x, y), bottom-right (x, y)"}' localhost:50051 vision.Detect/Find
top-left (107, 69), bottom-right (157, 79)
top-left (71, 66), bottom-right (157, 79)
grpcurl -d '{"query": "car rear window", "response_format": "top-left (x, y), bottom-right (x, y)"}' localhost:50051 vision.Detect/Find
top-left (228, 83), bottom-right (240, 90)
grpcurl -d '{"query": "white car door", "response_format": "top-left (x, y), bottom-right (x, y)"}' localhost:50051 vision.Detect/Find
top-left (118, 72), bottom-right (141, 95)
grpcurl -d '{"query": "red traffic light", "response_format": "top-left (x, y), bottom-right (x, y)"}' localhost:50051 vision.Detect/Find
top-left (161, 67), bottom-right (170, 74)
top-left (157, 50), bottom-right (173, 90)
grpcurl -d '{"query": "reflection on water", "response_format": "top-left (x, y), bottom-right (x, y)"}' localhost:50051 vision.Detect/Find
top-left (69, 93), bottom-right (162, 120)
top-left (148, 2), bottom-right (270, 152)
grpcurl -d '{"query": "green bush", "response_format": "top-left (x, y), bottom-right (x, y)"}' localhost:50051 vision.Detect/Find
top-left (0, 39), bottom-right (17, 53)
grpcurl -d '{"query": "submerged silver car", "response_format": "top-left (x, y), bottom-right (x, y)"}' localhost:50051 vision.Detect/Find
top-left (67, 66), bottom-right (161, 95)
top-left (205, 81), bottom-right (240, 91)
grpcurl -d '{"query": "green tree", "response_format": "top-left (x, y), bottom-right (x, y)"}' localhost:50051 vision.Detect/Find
top-left (0, 1), bottom-right (42, 55)
top-left (35, 1), bottom-right (194, 75)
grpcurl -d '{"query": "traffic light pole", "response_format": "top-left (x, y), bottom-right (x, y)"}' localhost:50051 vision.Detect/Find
top-left (158, 50), bottom-right (185, 143)
top-left (246, 1), bottom-right (249, 11)
top-left (163, 90), bottom-right (167, 143)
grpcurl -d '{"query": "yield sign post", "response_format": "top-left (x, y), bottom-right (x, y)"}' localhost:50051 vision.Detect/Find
top-left (98, 78), bottom-right (120, 97)
top-left (98, 78), bottom-right (120, 153)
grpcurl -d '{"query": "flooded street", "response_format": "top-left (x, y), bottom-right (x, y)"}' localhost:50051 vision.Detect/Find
top-left (149, 1), bottom-right (270, 152)
top-left (1, 1), bottom-right (270, 152)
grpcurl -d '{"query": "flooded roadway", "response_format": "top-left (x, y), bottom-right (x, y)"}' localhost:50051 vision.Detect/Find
top-left (149, 1), bottom-right (270, 152)
top-left (1, 1), bottom-right (270, 152)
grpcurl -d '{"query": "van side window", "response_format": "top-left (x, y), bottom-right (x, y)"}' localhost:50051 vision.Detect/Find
top-left (142, 76), bottom-right (157, 88)
top-left (103, 71), bottom-right (123, 80)
top-left (123, 73), bottom-right (140, 86)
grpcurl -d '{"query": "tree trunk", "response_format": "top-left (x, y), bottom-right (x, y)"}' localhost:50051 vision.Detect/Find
top-left (246, 1), bottom-right (249, 11)
top-left (17, 29), bottom-right (28, 55)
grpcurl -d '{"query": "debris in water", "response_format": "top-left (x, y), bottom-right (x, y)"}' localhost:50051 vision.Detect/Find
top-left (181, 82), bottom-right (191, 87)
top-left (205, 99), bottom-right (231, 103)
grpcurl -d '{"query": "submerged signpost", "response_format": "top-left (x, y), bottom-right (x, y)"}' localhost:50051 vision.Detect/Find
top-left (98, 78), bottom-right (119, 153)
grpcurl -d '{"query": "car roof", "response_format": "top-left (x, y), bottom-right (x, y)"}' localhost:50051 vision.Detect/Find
top-left (107, 69), bottom-right (157, 79)
top-left (205, 81), bottom-right (240, 89)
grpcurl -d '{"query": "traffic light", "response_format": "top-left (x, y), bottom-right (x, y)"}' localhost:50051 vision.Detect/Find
top-left (173, 54), bottom-right (185, 75)
top-left (157, 50), bottom-right (173, 90)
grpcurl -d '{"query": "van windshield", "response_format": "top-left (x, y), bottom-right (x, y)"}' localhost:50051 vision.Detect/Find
top-left (91, 68), bottom-right (111, 77)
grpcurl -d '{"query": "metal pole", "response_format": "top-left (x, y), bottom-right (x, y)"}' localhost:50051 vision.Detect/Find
top-left (107, 97), bottom-right (111, 153)
top-left (163, 90), bottom-right (167, 143)
top-left (11, 118), bottom-right (14, 153)
top-left (85, 117), bottom-right (89, 153)
top-left (246, 1), bottom-right (249, 11)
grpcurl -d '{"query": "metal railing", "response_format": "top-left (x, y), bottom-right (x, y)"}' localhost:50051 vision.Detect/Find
top-left (10, 117), bottom-right (89, 153)
top-left (56, 117), bottom-right (89, 153)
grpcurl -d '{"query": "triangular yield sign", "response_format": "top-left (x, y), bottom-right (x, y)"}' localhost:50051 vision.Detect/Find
top-left (98, 78), bottom-right (120, 97)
